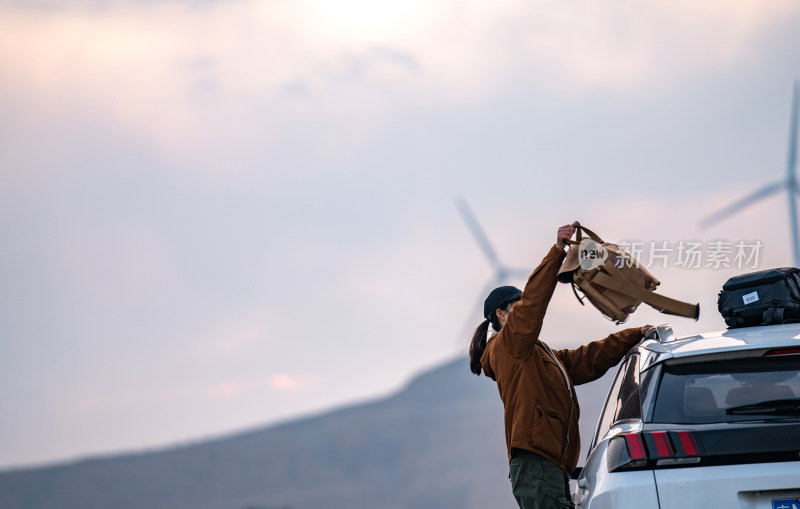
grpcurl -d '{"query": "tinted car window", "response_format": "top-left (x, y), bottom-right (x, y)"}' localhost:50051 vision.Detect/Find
top-left (592, 355), bottom-right (639, 448)
top-left (615, 354), bottom-right (641, 422)
top-left (652, 355), bottom-right (800, 424)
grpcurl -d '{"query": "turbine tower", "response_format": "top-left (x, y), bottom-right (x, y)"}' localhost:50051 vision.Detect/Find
top-left (700, 81), bottom-right (800, 266)
top-left (455, 197), bottom-right (529, 342)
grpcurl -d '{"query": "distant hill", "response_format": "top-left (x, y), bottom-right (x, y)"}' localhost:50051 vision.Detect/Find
top-left (0, 356), bottom-right (615, 509)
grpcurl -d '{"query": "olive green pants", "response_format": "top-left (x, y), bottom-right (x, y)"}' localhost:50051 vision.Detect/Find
top-left (509, 449), bottom-right (575, 509)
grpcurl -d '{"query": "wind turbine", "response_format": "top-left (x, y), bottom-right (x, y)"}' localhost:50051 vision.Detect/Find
top-left (700, 81), bottom-right (800, 266)
top-left (454, 197), bottom-right (530, 343)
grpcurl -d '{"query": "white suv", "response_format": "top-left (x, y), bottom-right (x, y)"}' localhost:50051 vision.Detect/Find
top-left (573, 323), bottom-right (800, 509)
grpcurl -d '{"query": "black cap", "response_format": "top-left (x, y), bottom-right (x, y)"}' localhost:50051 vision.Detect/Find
top-left (483, 286), bottom-right (522, 321)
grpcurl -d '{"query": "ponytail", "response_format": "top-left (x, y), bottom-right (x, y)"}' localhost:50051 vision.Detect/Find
top-left (469, 319), bottom-right (491, 375)
top-left (469, 300), bottom-right (516, 375)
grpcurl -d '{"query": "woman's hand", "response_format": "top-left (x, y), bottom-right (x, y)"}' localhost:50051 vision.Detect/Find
top-left (555, 221), bottom-right (581, 250)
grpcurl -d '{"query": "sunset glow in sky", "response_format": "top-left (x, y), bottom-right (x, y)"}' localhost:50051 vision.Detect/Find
top-left (1, 0), bottom-right (799, 469)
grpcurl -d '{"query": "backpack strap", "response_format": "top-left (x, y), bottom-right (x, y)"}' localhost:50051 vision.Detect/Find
top-left (592, 271), bottom-right (699, 319)
top-left (570, 281), bottom-right (586, 305)
top-left (578, 225), bottom-right (604, 243)
top-left (565, 226), bottom-right (604, 247)
top-left (762, 307), bottom-right (783, 325)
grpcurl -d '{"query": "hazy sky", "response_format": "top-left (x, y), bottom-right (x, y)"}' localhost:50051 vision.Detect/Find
top-left (2, 0), bottom-right (800, 469)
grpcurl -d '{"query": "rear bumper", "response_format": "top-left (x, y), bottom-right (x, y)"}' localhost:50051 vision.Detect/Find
top-left (654, 461), bottom-right (800, 509)
top-left (576, 470), bottom-right (660, 509)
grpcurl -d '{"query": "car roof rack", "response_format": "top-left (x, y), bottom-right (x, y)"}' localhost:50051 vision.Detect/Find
top-left (643, 324), bottom-right (676, 344)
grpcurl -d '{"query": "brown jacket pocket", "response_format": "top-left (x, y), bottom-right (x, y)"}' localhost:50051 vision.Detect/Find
top-left (531, 403), bottom-right (564, 458)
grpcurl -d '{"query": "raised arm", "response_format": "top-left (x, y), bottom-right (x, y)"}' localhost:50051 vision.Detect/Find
top-left (495, 223), bottom-right (577, 359)
top-left (554, 326), bottom-right (649, 385)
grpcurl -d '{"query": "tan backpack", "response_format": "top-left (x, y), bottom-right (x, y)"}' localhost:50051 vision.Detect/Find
top-left (557, 226), bottom-right (699, 324)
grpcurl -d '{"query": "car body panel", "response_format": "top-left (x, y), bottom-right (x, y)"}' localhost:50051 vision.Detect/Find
top-left (574, 437), bottom-right (659, 509)
top-left (659, 324), bottom-right (800, 361)
top-left (575, 322), bottom-right (800, 509)
top-left (654, 462), bottom-right (800, 509)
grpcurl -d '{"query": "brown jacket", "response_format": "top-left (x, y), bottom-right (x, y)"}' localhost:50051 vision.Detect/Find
top-left (481, 244), bottom-right (643, 473)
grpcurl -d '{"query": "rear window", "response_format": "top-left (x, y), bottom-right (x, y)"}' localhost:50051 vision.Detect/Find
top-left (652, 355), bottom-right (800, 424)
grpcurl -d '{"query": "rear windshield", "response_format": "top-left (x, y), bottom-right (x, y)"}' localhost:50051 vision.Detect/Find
top-left (652, 355), bottom-right (800, 424)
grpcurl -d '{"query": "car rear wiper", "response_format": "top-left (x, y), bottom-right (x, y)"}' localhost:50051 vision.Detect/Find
top-left (725, 398), bottom-right (800, 416)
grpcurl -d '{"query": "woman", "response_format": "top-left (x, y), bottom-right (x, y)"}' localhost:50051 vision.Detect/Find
top-left (469, 222), bottom-right (652, 509)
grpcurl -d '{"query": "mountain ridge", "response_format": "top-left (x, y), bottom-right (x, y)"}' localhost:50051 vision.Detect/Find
top-left (0, 355), bottom-right (615, 509)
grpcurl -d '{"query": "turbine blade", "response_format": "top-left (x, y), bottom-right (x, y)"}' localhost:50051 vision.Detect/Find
top-left (787, 80), bottom-right (799, 182)
top-left (790, 81), bottom-right (800, 266)
top-left (788, 181), bottom-right (800, 267)
top-left (456, 280), bottom-right (496, 348)
top-left (508, 268), bottom-right (533, 281)
top-left (699, 181), bottom-right (785, 229)
top-left (454, 197), bottom-right (501, 270)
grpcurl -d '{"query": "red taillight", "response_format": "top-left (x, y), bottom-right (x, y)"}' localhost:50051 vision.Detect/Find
top-left (676, 430), bottom-right (700, 456)
top-left (608, 431), bottom-right (702, 472)
top-left (624, 433), bottom-right (647, 460)
top-left (764, 347), bottom-right (800, 356)
top-left (651, 431), bottom-right (674, 457)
